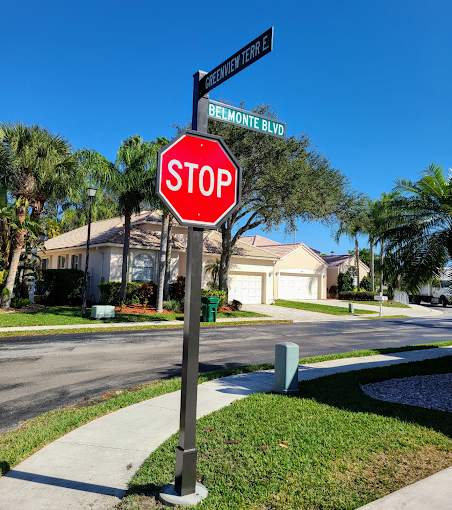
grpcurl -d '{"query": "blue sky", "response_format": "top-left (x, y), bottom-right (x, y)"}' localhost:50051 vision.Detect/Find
top-left (2, 0), bottom-right (451, 254)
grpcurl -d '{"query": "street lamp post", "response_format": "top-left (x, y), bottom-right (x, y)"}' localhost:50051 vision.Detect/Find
top-left (81, 185), bottom-right (98, 318)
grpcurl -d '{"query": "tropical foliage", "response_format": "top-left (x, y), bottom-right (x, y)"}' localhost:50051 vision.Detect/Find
top-left (382, 164), bottom-right (452, 292)
top-left (0, 122), bottom-right (80, 308)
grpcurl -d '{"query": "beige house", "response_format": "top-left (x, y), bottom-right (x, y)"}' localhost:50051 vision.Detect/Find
top-left (41, 211), bottom-right (279, 304)
top-left (240, 236), bottom-right (328, 300)
top-left (40, 213), bottom-right (370, 304)
top-left (322, 254), bottom-right (371, 292)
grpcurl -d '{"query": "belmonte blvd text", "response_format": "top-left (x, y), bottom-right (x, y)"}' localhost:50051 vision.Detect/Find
top-left (166, 159), bottom-right (232, 198)
top-left (208, 101), bottom-right (286, 138)
top-left (199, 27), bottom-right (273, 95)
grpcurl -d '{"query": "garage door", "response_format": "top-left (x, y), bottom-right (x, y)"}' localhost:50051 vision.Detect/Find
top-left (229, 274), bottom-right (262, 304)
top-left (278, 274), bottom-right (318, 300)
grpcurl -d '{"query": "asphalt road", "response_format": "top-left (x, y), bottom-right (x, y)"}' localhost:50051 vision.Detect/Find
top-left (1, 311), bottom-right (452, 432)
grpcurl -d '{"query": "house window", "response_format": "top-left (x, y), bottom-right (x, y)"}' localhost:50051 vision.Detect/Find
top-left (71, 254), bottom-right (82, 269)
top-left (57, 255), bottom-right (68, 269)
top-left (131, 253), bottom-right (155, 283)
top-left (41, 259), bottom-right (49, 270)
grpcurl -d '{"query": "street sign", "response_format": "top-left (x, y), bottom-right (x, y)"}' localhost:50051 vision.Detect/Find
top-left (199, 27), bottom-right (273, 96)
top-left (156, 130), bottom-right (242, 228)
top-left (208, 100), bottom-right (286, 138)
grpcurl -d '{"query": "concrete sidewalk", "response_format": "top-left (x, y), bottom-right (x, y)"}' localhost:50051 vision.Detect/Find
top-left (0, 315), bottom-right (283, 334)
top-left (0, 346), bottom-right (451, 510)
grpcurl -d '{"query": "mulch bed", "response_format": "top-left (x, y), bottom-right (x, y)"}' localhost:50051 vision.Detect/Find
top-left (114, 304), bottom-right (175, 315)
top-left (114, 304), bottom-right (239, 315)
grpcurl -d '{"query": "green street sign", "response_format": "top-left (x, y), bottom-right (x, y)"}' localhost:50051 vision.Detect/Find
top-left (208, 100), bottom-right (286, 138)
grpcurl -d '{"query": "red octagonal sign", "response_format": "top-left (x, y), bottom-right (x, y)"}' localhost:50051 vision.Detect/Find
top-left (156, 130), bottom-right (242, 228)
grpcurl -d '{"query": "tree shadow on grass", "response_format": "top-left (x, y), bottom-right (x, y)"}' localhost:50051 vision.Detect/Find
top-left (298, 355), bottom-right (452, 439)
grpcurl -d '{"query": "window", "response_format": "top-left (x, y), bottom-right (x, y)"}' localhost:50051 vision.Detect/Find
top-left (71, 254), bottom-right (82, 269)
top-left (41, 259), bottom-right (49, 270)
top-left (57, 255), bottom-right (68, 269)
top-left (131, 253), bottom-right (155, 283)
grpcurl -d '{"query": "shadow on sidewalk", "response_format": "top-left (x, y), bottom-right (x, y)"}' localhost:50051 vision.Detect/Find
top-left (5, 470), bottom-right (125, 497)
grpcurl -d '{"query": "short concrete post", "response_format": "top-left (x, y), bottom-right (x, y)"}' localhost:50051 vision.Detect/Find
top-left (273, 342), bottom-right (299, 394)
top-left (349, 302), bottom-right (354, 313)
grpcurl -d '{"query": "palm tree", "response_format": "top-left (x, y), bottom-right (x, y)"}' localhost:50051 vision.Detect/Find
top-left (114, 136), bottom-right (158, 303)
top-left (382, 164), bottom-right (452, 293)
top-left (334, 196), bottom-right (368, 290)
top-left (205, 258), bottom-right (220, 288)
top-left (0, 122), bottom-right (78, 308)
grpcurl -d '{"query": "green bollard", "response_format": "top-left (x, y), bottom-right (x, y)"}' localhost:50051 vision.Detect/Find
top-left (273, 342), bottom-right (299, 395)
top-left (349, 302), bottom-right (354, 313)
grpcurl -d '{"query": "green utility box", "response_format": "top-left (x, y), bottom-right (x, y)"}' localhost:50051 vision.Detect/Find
top-left (201, 296), bottom-right (219, 322)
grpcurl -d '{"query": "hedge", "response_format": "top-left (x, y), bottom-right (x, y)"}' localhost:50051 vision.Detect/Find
top-left (338, 291), bottom-right (377, 301)
top-left (41, 269), bottom-right (84, 305)
top-left (201, 289), bottom-right (226, 308)
top-left (98, 281), bottom-right (142, 305)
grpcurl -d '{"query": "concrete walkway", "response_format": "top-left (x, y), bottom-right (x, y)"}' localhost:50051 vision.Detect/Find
top-left (0, 346), bottom-right (451, 510)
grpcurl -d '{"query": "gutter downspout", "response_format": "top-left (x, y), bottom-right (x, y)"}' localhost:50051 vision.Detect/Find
top-left (95, 247), bottom-right (104, 284)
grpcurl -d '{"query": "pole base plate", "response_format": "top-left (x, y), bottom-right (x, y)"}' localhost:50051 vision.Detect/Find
top-left (159, 483), bottom-right (208, 507)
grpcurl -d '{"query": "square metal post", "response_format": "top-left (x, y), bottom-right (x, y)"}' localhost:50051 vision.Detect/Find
top-left (174, 70), bottom-right (209, 497)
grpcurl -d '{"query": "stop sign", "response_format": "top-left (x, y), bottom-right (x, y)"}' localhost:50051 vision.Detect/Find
top-left (156, 130), bottom-right (241, 228)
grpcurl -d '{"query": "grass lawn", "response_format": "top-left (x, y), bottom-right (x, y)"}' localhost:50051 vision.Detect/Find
top-left (1, 341), bottom-right (451, 481)
top-left (0, 306), bottom-right (266, 328)
top-left (274, 299), bottom-right (377, 315)
top-left (118, 355), bottom-right (452, 510)
top-left (347, 300), bottom-right (411, 308)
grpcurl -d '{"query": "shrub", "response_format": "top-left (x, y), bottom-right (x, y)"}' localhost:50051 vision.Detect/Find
top-left (338, 291), bottom-right (377, 301)
top-left (337, 271), bottom-right (354, 292)
top-left (328, 285), bottom-right (338, 298)
top-left (98, 281), bottom-right (141, 305)
top-left (169, 276), bottom-right (185, 301)
top-left (42, 269), bottom-right (84, 305)
top-left (11, 297), bottom-right (30, 309)
top-left (201, 289), bottom-right (226, 308)
top-left (163, 299), bottom-right (181, 313)
top-left (360, 276), bottom-right (372, 291)
top-left (231, 299), bottom-right (242, 310)
top-left (135, 282), bottom-right (157, 306)
top-left (387, 285), bottom-right (395, 302)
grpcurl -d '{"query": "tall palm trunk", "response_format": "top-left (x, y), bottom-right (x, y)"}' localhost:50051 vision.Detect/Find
top-left (157, 212), bottom-right (169, 312)
top-left (1, 204), bottom-right (26, 309)
top-left (380, 239), bottom-right (385, 292)
top-left (355, 236), bottom-right (360, 291)
top-left (163, 214), bottom-right (173, 301)
top-left (219, 223), bottom-right (232, 302)
top-left (370, 238), bottom-right (374, 291)
top-left (119, 213), bottom-right (131, 304)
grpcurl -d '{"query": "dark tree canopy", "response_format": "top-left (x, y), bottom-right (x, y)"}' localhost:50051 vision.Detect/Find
top-left (192, 102), bottom-right (359, 295)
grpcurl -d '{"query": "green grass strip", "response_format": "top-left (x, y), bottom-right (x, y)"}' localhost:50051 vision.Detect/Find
top-left (1, 340), bottom-right (451, 477)
top-left (275, 299), bottom-right (376, 315)
top-left (0, 306), bottom-right (267, 328)
top-left (0, 320), bottom-right (291, 339)
top-left (120, 355), bottom-right (452, 510)
top-left (347, 300), bottom-right (411, 308)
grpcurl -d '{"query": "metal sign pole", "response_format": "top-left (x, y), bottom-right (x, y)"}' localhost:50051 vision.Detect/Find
top-left (174, 70), bottom-right (209, 497)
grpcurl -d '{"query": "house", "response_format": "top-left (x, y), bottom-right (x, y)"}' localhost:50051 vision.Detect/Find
top-left (240, 235), bottom-right (328, 300)
top-left (40, 213), bottom-right (370, 304)
top-left (321, 254), bottom-right (371, 292)
top-left (40, 211), bottom-right (279, 304)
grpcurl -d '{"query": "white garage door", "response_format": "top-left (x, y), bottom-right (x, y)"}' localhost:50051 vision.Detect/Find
top-left (229, 274), bottom-right (262, 304)
top-left (278, 274), bottom-right (318, 300)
